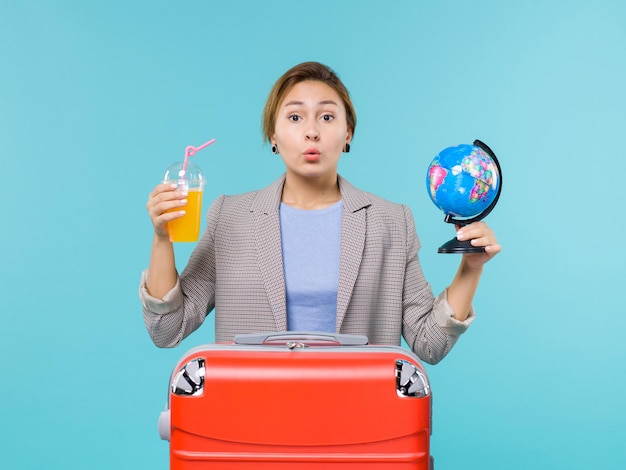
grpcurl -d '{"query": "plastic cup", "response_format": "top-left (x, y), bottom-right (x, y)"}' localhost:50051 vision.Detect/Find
top-left (162, 160), bottom-right (206, 242)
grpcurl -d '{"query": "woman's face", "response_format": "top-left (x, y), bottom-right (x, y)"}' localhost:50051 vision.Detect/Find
top-left (272, 80), bottom-right (352, 181)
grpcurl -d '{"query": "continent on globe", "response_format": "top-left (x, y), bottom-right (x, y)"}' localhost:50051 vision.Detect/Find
top-left (427, 164), bottom-right (448, 200)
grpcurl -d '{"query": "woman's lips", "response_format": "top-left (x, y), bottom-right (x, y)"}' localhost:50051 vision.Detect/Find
top-left (304, 148), bottom-right (320, 162)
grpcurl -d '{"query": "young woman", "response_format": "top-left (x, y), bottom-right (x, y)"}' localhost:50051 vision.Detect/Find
top-left (140, 62), bottom-right (501, 364)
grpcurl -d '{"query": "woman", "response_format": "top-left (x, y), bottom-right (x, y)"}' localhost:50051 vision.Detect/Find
top-left (140, 62), bottom-right (501, 364)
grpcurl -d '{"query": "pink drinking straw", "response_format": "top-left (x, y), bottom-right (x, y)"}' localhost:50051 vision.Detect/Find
top-left (180, 138), bottom-right (216, 181)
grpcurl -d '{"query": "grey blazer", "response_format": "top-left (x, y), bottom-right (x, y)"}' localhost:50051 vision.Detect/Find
top-left (140, 174), bottom-right (474, 364)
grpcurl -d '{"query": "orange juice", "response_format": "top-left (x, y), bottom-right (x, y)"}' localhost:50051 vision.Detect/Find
top-left (166, 189), bottom-right (203, 242)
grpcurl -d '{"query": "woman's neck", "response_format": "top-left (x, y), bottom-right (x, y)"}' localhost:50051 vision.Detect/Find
top-left (281, 174), bottom-right (341, 210)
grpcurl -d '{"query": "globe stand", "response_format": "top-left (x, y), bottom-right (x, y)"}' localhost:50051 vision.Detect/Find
top-left (438, 238), bottom-right (484, 254)
top-left (438, 216), bottom-right (487, 254)
top-left (437, 139), bottom-right (502, 254)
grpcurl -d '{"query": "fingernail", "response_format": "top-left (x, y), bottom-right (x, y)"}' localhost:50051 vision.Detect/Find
top-left (457, 231), bottom-right (465, 240)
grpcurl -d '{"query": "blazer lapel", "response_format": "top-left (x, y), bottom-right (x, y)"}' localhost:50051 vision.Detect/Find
top-left (252, 175), bottom-right (288, 331)
top-left (336, 176), bottom-right (371, 331)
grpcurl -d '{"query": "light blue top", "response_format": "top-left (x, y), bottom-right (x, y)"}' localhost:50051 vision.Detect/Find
top-left (279, 200), bottom-right (343, 332)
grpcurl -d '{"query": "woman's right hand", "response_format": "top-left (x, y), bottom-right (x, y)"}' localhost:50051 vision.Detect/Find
top-left (146, 183), bottom-right (188, 240)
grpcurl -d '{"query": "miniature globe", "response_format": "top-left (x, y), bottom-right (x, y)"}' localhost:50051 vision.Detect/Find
top-left (427, 143), bottom-right (499, 219)
top-left (426, 140), bottom-right (502, 253)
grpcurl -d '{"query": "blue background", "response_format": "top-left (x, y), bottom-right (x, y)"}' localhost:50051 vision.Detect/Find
top-left (2, 1), bottom-right (624, 468)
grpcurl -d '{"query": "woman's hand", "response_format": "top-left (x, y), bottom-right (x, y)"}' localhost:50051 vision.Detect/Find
top-left (146, 184), bottom-right (188, 240)
top-left (455, 221), bottom-right (502, 270)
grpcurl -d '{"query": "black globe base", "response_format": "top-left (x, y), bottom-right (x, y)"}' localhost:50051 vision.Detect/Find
top-left (438, 237), bottom-right (486, 254)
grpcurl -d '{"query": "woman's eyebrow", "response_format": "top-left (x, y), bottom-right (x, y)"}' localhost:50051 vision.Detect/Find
top-left (283, 100), bottom-right (339, 107)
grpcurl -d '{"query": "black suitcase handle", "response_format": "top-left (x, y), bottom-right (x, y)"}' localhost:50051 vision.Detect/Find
top-left (233, 332), bottom-right (369, 347)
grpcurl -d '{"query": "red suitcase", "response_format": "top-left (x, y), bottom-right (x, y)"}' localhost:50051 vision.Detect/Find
top-left (158, 332), bottom-right (433, 469)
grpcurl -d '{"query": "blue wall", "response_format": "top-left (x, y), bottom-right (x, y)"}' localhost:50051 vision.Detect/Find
top-left (2, 1), bottom-right (624, 468)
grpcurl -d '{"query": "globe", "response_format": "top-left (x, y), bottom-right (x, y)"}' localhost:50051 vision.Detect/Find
top-left (426, 140), bottom-right (502, 253)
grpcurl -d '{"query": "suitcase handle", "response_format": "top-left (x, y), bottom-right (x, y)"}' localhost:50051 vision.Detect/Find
top-left (233, 332), bottom-right (369, 347)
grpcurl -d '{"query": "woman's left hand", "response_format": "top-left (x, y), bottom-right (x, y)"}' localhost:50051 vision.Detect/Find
top-left (455, 221), bottom-right (502, 269)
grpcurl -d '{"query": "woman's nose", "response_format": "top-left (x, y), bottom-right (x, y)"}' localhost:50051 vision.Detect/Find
top-left (305, 123), bottom-right (320, 140)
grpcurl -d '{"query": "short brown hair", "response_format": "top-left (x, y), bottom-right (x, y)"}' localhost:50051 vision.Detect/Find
top-left (262, 62), bottom-right (357, 144)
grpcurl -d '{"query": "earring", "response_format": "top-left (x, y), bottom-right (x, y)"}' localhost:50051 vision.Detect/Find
top-left (271, 144), bottom-right (279, 154)
top-left (343, 143), bottom-right (351, 153)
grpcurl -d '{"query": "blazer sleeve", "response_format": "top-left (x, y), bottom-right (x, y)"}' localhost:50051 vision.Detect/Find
top-left (400, 205), bottom-right (475, 364)
top-left (139, 195), bottom-right (224, 347)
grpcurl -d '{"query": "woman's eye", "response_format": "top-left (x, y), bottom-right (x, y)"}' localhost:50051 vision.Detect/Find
top-left (321, 114), bottom-right (334, 121)
top-left (288, 114), bottom-right (301, 122)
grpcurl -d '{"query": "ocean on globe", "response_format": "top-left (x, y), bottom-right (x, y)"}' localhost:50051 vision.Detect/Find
top-left (426, 144), bottom-right (500, 219)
